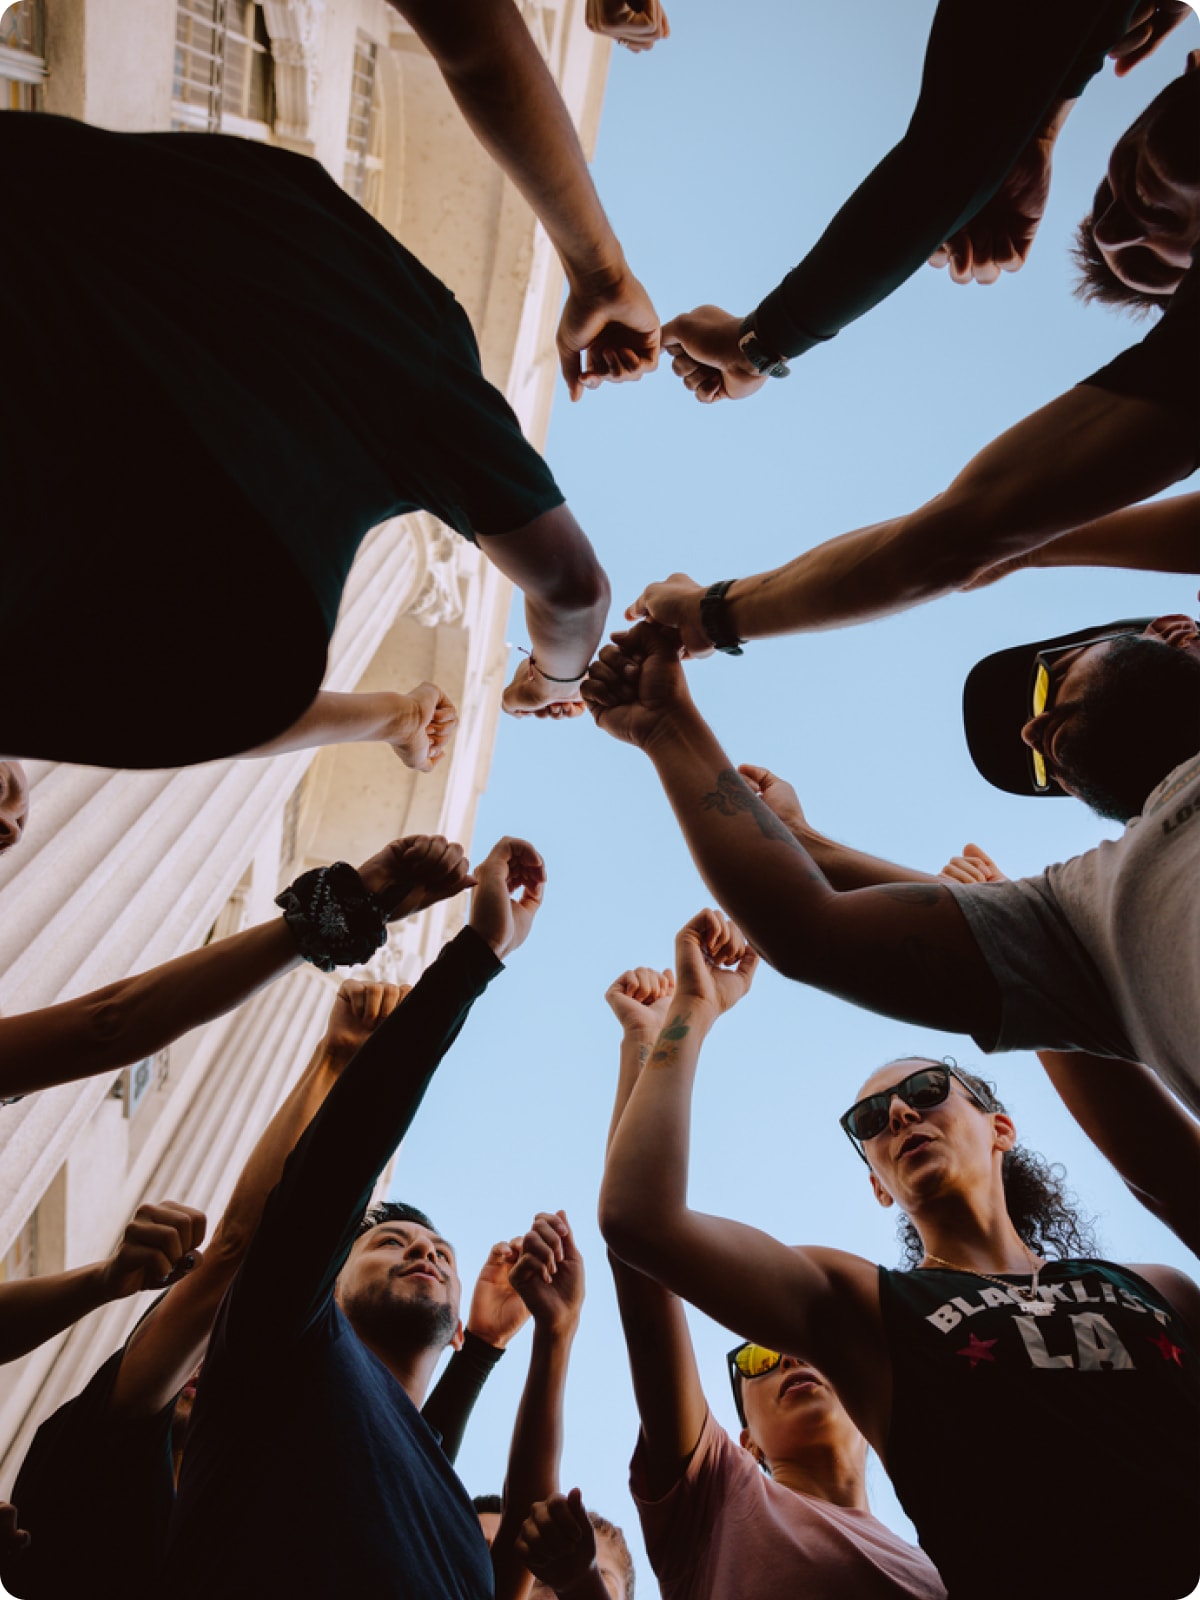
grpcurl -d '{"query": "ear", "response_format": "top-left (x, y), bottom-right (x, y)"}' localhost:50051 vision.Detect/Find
top-left (738, 1426), bottom-right (762, 1465)
top-left (450, 1317), bottom-right (464, 1353)
top-left (992, 1112), bottom-right (1017, 1154)
top-left (869, 1171), bottom-right (894, 1209)
top-left (1187, 49), bottom-right (1200, 74)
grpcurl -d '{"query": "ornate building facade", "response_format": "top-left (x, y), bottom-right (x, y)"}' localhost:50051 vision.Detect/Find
top-left (0, 0), bottom-right (609, 1489)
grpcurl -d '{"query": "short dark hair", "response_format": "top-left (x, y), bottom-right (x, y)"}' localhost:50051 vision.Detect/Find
top-left (472, 1493), bottom-right (503, 1515)
top-left (588, 1511), bottom-right (635, 1599)
top-left (889, 1061), bottom-right (1098, 1268)
top-left (355, 1200), bottom-right (439, 1240)
top-left (1058, 635), bottom-right (1200, 821)
top-left (1071, 216), bottom-right (1174, 317)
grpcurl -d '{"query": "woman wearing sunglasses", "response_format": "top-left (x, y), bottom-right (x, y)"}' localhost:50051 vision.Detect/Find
top-left (595, 924), bottom-right (944, 1600)
top-left (600, 912), bottom-right (1200, 1599)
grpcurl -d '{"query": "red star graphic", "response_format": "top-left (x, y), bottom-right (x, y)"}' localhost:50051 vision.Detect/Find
top-left (1148, 1331), bottom-right (1185, 1366)
top-left (956, 1334), bottom-right (998, 1369)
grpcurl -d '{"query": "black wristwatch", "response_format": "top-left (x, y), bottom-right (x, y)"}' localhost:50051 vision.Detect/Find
top-left (737, 314), bottom-right (790, 379)
top-left (700, 580), bottom-right (744, 656)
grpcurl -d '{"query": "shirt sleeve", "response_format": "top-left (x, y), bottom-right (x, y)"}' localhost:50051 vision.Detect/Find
top-left (630, 1409), bottom-right (742, 1587)
top-left (944, 876), bottom-right (1136, 1060)
top-left (421, 1331), bottom-right (505, 1465)
top-left (219, 926), bottom-right (504, 1355)
top-left (754, 0), bottom-right (1135, 360)
top-left (1077, 257), bottom-right (1200, 468)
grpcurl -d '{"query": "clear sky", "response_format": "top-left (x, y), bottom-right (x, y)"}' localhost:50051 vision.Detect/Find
top-left (391, 1), bottom-right (1200, 1583)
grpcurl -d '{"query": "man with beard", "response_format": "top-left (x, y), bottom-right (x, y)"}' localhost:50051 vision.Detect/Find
top-left (1, 837), bottom-right (527, 1599)
top-left (167, 835), bottom-right (545, 1599)
top-left (582, 610), bottom-right (1200, 1115)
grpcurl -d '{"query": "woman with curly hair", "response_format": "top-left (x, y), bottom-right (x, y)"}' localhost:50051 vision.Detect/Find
top-left (600, 909), bottom-right (1200, 1599)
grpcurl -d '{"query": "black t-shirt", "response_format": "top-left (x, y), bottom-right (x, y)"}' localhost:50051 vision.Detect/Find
top-left (1080, 255), bottom-right (1200, 465)
top-left (1, 1350), bottom-right (176, 1600)
top-left (879, 1260), bottom-right (1200, 1598)
top-left (168, 927), bottom-right (502, 1600)
top-left (0, 113), bottom-right (565, 766)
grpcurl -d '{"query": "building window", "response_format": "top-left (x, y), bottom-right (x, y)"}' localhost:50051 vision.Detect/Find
top-left (173, 0), bottom-right (274, 135)
top-left (343, 33), bottom-right (383, 216)
top-left (0, 0), bottom-right (46, 112)
top-left (119, 1048), bottom-right (170, 1121)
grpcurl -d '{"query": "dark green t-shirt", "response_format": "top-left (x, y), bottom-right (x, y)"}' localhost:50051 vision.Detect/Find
top-left (0, 113), bottom-right (565, 764)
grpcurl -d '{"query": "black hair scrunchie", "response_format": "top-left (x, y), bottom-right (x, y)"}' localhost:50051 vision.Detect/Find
top-left (275, 861), bottom-right (388, 972)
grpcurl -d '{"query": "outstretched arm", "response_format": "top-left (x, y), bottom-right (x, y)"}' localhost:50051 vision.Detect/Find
top-left (599, 911), bottom-right (888, 1449)
top-left (223, 838), bottom-right (541, 1351)
top-left (737, 765), bottom-right (938, 891)
top-left (0, 1202), bottom-right (204, 1368)
top-left (0, 920), bottom-right (301, 1101)
top-left (391, 0), bottom-right (658, 399)
top-left (626, 385), bottom-right (1195, 652)
top-left (962, 491), bottom-right (1200, 590)
top-left (603, 966), bottom-right (708, 1498)
top-left (109, 981), bottom-right (408, 1419)
top-left (1041, 1051), bottom-right (1200, 1258)
top-left (0, 834), bottom-right (463, 1102)
top-left (422, 1239), bottom-right (530, 1464)
top-left (658, 0), bottom-right (1137, 399)
top-left (243, 684), bottom-right (457, 773)
top-left (584, 627), bottom-right (1000, 1037)
top-left (481, 505), bottom-right (612, 722)
top-left (491, 1213), bottom-right (586, 1600)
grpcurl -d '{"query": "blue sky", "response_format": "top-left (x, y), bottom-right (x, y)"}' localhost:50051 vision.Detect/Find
top-left (392, 0), bottom-right (1200, 1577)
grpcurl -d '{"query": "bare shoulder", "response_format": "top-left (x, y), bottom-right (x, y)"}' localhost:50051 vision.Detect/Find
top-left (1125, 1262), bottom-right (1200, 1337)
top-left (792, 1245), bottom-right (883, 1323)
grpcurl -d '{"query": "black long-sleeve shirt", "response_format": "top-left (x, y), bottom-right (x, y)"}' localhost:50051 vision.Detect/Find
top-left (754, 0), bottom-right (1139, 360)
top-left (168, 926), bottom-right (503, 1600)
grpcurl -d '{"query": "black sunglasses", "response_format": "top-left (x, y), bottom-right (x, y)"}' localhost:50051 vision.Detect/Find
top-left (839, 1064), bottom-right (991, 1163)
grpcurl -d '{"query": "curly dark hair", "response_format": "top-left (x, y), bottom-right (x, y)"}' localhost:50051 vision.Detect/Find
top-left (889, 1060), bottom-right (1098, 1268)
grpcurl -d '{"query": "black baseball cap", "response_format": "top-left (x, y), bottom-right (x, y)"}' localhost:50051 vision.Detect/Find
top-left (962, 618), bottom-right (1152, 796)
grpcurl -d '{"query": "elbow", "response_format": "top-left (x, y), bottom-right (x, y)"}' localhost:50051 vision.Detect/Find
top-left (598, 1186), bottom-right (654, 1273)
top-left (82, 992), bottom-right (141, 1067)
top-left (598, 1181), bottom-right (683, 1282)
top-left (540, 559), bottom-right (611, 620)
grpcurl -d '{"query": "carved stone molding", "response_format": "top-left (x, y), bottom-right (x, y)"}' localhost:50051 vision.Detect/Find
top-left (261, 0), bottom-right (325, 144)
top-left (406, 514), bottom-right (473, 629)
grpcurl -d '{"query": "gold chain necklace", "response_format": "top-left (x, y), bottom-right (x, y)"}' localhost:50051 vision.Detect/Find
top-left (922, 1251), bottom-right (1056, 1316)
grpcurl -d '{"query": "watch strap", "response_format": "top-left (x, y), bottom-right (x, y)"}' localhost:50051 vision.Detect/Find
top-left (700, 580), bottom-right (745, 656)
top-left (737, 315), bottom-right (791, 379)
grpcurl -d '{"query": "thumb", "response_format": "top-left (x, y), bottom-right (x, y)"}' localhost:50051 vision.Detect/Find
top-left (559, 345), bottom-right (584, 402)
top-left (557, 319), bottom-right (585, 403)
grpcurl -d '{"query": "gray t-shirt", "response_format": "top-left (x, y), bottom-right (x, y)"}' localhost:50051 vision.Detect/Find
top-left (947, 752), bottom-right (1200, 1114)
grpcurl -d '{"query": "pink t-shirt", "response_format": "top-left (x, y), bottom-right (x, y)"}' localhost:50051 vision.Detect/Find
top-left (630, 1410), bottom-right (945, 1600)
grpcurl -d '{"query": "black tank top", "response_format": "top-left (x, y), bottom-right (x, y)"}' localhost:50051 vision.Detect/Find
top-left (878, 1260), bottom-right (1200, 1598)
